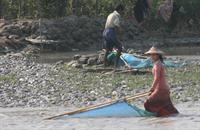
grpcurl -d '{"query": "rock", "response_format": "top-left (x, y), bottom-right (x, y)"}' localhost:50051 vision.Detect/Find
top-left (8, 35), bottom-right (20, 39)
top-left (97, 52), bottom-right (105, 64)
top-left (78, 57), bottom-right (88, 64)
top-left (0, 68), bottom-right (11, 75)
top-left (22, 45), bottom-right (40, 54)
top-left (55, 60), bottom-right (64, 65)
top-left (87, 57), bottom-right (97, 65)
top-left (72, 63), bottom-right (83, 69)
top-left (87, 97), bottom-right (97, 101)
top-left (19, 78), bottom-right (25, 82)
top-left (175, 86), bottom-right (184, 91)
top-left (120, 80), bottom-right (126, 85)
top-left (181, 98), bottom-right (190, 102)
top-left (179, 6), bottom-right (186, 13)
top-left (112, 91), bottom-right (118, 97)
top-left (73, 54), bottom-right (81, 60)
top-left (72, 49), bottom-right (79, 52)
top-left (188, 19), bottom-right (194, 26)
top-left (36, 35), bottom-right (47, 40)
top-left (9, 53), bottom-right (24, 58)
top-left (186, 97), bottom-right (193, 101)
top-left (193, 98), bottom-right (199, 102)
top-left (67, 60), bottom-right (77, 66)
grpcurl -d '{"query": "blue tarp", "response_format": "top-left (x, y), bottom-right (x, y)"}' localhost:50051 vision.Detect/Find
top-left (61, 101), bottom-right (155, 118)
top-left (121, 53), bottom-right (183, 69)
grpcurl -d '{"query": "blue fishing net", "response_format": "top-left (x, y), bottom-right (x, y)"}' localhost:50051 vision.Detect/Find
top-left (63, 101), bottom-right (155, 118)
top-left (120, 53), bottom-right (184, 69)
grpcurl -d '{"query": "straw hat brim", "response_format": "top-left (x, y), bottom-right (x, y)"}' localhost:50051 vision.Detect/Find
top-left (144, 50), bottom-right (164, 55)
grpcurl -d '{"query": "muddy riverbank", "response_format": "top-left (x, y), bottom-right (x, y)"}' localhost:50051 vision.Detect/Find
top-left (0, 52), bottom-right (200, 108)
top-left (1, 16), bottom-right (200, 53)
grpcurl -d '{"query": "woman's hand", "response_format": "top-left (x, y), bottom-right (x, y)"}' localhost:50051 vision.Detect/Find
top-left (150, 87), bottom-right (154, 92)
top-left (149, 87), bottom-right (154, 95)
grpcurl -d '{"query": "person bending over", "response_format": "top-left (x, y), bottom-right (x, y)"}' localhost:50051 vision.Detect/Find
top-left (103, 4), bottom-right (124, 68)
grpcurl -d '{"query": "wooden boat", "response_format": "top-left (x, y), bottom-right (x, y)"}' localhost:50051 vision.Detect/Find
top-left (60, 101), bottom-right (155, 118)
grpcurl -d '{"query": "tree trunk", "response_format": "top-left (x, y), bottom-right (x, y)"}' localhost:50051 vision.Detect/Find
top-left (18, 0), bottom-right (22, 18)
top-left (56, 0), bottom-right (67, 17)
top-left (0, 0), bottom-right (2, 18)
top-left (37, 0), bottom-right (43, 18)
top-left (72, 0), bottom-right (78, 15)
top-left (95, 0), bottom-right (99, 16)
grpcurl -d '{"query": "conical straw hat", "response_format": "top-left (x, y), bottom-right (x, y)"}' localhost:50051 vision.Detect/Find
top-left (145, 47), bottom-right (164, 55)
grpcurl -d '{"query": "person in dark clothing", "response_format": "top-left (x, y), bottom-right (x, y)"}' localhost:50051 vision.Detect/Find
top-left (103, 4), bottom-right (124, 68)
top-left (134, 0), bottom-right (152, 24)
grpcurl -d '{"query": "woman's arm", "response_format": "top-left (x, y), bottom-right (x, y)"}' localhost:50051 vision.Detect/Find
top-left (150, 63), bottom-right (161, 91)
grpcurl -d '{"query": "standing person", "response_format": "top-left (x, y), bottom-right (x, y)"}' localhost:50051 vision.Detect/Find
top-left (103, 4), bottom-right (124, 68)
top-left (144, 47), bottom-right (179, 117)
top-left (133, 0), bottom-right (152, 25)
top-left (158, 0), bottom-right (174, 22)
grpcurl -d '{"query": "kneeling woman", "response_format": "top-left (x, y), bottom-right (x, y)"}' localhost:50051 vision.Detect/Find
top-left (144, 47), bottom-right (179, 117)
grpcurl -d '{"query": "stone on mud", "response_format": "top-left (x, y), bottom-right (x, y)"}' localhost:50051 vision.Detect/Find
top-left (78, 56), bottom-right (89, 64)
top-left (87, 57), bottom-right (98, 65)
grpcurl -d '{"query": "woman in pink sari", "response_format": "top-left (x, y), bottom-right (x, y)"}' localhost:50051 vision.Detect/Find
top-left (144, 47), bottom-right (179, 117)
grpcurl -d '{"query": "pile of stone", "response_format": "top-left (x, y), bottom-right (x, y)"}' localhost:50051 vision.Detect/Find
top-left (67, 52), bottom-right (104, 69)
top-left (67, 49), bottom-right (147, 69)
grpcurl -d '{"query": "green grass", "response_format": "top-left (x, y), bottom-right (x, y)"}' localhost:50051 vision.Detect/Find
top-left (60, 64), bottom-right (200, 90)
top-left (52, 64), bottom-right (200, 103)
top-left (0, 74), bottom-right (17, 83)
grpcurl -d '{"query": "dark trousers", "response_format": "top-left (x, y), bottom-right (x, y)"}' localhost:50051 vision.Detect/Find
top-left (103, 28), bottom-right (122, 68)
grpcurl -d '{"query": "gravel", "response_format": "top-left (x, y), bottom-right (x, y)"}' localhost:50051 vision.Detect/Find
top-left (0, 53), bottom-right (199, 108)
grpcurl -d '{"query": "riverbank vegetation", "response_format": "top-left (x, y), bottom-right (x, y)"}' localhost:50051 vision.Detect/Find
top-left (0, 0), bottom-right (199, 41)
top-left (0, 0), bottom-right (199, 19)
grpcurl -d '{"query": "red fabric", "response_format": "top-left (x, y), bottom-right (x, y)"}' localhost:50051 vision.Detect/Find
top-left (144, 61), bottom-right (179, 117)
top-left (151, 61), bottom-right (169, 91)
top-left (144, 90), bottom-right (179, 117)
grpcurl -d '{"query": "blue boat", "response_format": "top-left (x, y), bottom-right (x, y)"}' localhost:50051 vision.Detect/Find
top-left (61, 101), bottom-right (156, 118)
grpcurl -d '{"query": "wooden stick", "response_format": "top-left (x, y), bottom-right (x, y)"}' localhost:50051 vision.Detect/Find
top-left (114, 69), bottom-right (140, 74)
top-left (126, 93), bottom-right (149, 101)
top-left (44, 92), bottom-right (150, 120)
top-left (84, 68), bottom-right (122, 73)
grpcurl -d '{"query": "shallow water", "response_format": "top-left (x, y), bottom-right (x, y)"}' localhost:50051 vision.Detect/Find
top-left (0, 102), bottom-right (200, 130)
top-left (35, 51), bottom-right (96, 64)
top-left (163, 47), bottom-right (200, 55)
top-left (35, 47), bottom-right (200, 64)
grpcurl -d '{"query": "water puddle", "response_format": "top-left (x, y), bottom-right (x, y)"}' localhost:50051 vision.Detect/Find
top-left (162, 47), bottom-right (200, 55)
top-left (34, 47), bottom-right (200, 64)
top-left (34, 51), bottom-right (96, 64)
